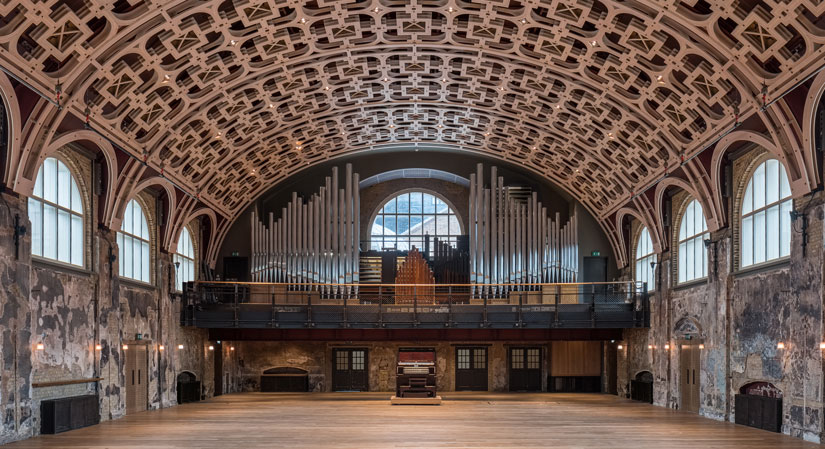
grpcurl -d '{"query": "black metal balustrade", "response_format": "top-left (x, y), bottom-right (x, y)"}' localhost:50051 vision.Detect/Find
top-left (181, 281), bottom-right (649, 330)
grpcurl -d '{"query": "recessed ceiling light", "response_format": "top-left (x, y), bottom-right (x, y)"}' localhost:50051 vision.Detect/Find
top-left (656, 75), bottom-right (665, 84)
top-left (383, 77), bottom-right (389, 82)
top-left (590, 40), bottom-right (597, 46)
top-left (162, 74), bottom-right (170, 83)
top-left (521, 18), bottom-right (527, 24)
top-left (555, 104), bottom-right (561, 109)
top-left (230, 40), bottom-right (236, 46)
top-left (269, 103), bottom-right (274, 108)
top-left (324, 85), bottom-right (330, 90)
top-left (448, 7), bottom-right (454, 12)
top-left (215, 132), bottom-right (222, 139)
top-left (300, 18), bottom-right (307, 23)
top-left (373, 7), bottom-right (379, 12)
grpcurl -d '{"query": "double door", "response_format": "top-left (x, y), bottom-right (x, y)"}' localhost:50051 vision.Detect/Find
top-left (509, 347), bottom-right (542, 391)
top-left (332, 348), bottom-right (368, 391)
top-left (456, 347), bottom-right (488, 391)
top-left (125, 344), bottom-right (148, 414)
top-left (680, 344), bottom-right (701, 412)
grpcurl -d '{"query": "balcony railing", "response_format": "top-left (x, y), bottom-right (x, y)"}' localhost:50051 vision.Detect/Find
top-left (181, 281), bottom-right (649, 330)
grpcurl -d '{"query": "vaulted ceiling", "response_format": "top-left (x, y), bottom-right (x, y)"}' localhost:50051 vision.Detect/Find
top-left (2, 0), bottom-right (825, 264)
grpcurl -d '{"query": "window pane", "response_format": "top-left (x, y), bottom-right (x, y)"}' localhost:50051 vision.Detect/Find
top-left (396, 215), bottom-right (409, 235)
top-left (766, 204), bottom-right (779, 261)
top-left (43, 204), bottom-right (57, 259)
top-left (753, 162), bottom-right (765, 210)
top-left (373, 216), bottom-right (383, 236)
top-left (449, 215), bottom-right (460, 235)
top-left (71, 214), bottom-right (83, 265)
top-left (124, 201), bottom-right (133, 234)
top-left (743, 181), bottom-right (753, 215)
top-left (742, 215), bottom-right (753, 267)
top-left (422, 215), bottom-right (436, 235)
top-left (409, 192), bottom-right (423, 213)
top-left (57, 209), bottom-right (70, 263)
top-left (686, 238), bottom-right (694, 280)
top-left (384, 216), bottom-right (396, 235)
top-left (43, 158), bottom-right (57, 203)
top-left (410, 216), bottom-right (423, 235)
top-left (423, 194), bottom-right (436, 213)
top-left (57, 161), bottom-right (70, 208)
top-left (142, 241), bottom-right (150, 282)
top-left (694, 236), bottom-right (703, 279)
top-left (779, 166), bottom-right (791, 199)
top-left (383, 198), bottom-right (396, 214)
top-left (765, 159), bottom-right (779, 204)
top-left (29, 199), bottom-right (42, 257)
top-left (754, 210), bottom-right (766, 264)
top-left (71, 181), bottom-right (82, 214)
top-left (694, 202), bottom-right (703, 233)
top-left (780, 199), bottom-right (791, 257)
top-left (34, 165), bottom-right (44, 198)
top-left (678, 242), bottom-right (686, 283)
top-left (397, 193), bottom-right (409, 213)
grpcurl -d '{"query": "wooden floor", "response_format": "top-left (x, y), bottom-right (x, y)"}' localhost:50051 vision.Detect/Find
top-left (7, 392), bottom-right (818, 448)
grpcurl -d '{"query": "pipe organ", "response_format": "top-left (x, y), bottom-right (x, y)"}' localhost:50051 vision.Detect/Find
top-left (469, 164), bottom-right (578, 293)
top-left (250, 164), bottom-right (360, 292)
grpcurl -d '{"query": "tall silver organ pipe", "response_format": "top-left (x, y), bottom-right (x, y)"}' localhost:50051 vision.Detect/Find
top-left (468, 164), bottom-right (579, 292)
top-left (251, 164), bottom-right (361, 293)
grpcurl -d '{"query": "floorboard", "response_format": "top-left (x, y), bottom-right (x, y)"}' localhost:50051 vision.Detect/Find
top-left (6, 392), bottom-right (817, 448)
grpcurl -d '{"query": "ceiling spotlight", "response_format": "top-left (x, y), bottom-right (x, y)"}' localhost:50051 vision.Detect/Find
top-left (383, 77), bottom-right (389, 82)
top-left (521, 18), bottom-right (527, 24)
top-left (389, 124), bottom-right (395, 128)
top-left (484, 132), bottom-right (490, 136)
top-left (441, 78), bottom-right (447, 82)
top-left (162, 74), bottom-right (170, 83)
top-left (269, 103), bottom-right (275, 108)
top-left (532, 146), bottom-right (537, 150)
top-left (555, 104), bottom-right (561, 109)
top-left (656, 75), bottom-right (665, 84)
top-left (437, 124), bottom-right (443, 128)
top-left (300, 17), bottom-right (307, 23)
top-left (590, 40), bottom-right (597, 46)
top-left (448, 7), bottom-right (454, 12)
top-left (215, 132), bottom-right (222, 139)
top-left (296, 145), bottom-right (303, 150)
top-left (230, 39), bottom-right (236, 46)
top-left (324, 85), bottom-right (330, 90)
top-left (373, 7), bottom-right (379, 12)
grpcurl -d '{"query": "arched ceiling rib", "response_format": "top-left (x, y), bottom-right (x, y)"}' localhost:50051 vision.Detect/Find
top-left (2, 0), bottom-right (825, 222)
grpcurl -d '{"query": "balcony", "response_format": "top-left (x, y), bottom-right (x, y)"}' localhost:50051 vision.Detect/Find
top-left (181, 282), bottom-right (649, 330)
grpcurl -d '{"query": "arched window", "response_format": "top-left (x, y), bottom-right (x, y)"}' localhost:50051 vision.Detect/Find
top-left (741, 158), bottom-right (791, 267)
top-left (635, 227), bottom-right (656, 292)
top-left (118, 199), bottom-right (151, 283)
top-left (28, 157), bottom-right (84, 266)
top-left (370, 191), bottom-right (461, 255)
top-left (677, 199), bottom-right (709, 283)
top-left (175, 226), bottom-right (195, 291)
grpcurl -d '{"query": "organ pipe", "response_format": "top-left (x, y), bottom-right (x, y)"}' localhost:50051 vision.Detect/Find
top-left (468, 164), bottom-right (579, 294)
top-left (250, 164), bottom-right (361, 294)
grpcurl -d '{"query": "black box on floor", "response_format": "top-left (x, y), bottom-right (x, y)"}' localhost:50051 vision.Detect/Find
top-left (41, 394), bottom-right (100, 434)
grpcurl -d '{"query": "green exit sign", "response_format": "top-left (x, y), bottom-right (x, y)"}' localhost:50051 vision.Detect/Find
top-left (231, 251), bottom-right (240, 257)
top-left (591, 251), bottom-right (601, 257)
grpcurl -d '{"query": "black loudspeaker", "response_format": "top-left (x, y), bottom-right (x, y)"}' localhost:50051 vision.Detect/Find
top-left (663, 198), bottom-right (671, 228)
top-left (724, 161), bottom-right (733, 198)
top-left (93, 160), bottom-right (103, 196)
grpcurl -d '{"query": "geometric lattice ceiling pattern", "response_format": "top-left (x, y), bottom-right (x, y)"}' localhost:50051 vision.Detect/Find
top-left (2, 0), bottom-right (825, 222)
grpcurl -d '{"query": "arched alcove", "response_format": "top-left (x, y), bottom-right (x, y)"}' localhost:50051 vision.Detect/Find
top-left (177, 371), bottom-right (201, 404)
top-left (260, 367), bottom-right (309, 392)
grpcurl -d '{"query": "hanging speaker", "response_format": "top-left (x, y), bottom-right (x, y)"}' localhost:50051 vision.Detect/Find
top-left (723, 161), bottom-right (733, 198)
top-left (664, 198), bottom-right (671, 228)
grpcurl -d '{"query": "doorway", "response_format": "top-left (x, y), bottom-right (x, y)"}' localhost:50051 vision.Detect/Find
top-left (125, 344), bottom-right (148, 414)
top-left (509, 347), bottom-right (542, 391)
top-left (456, 347), bottom-right (488, 391)
top-left (680, 344), bottom-right (700, 412)
top-left (332, 348), bottom-right (369, 391)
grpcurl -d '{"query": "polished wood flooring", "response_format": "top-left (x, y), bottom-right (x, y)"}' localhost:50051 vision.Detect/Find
top-left (7, 392), bottom-right (818, 448)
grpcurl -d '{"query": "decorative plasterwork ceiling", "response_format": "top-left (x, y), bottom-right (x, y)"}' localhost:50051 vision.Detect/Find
top-left (2, 0), bottom-right (825, 221)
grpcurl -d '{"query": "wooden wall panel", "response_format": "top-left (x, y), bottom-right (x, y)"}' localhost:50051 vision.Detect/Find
top-left (550, 341), bottom-right (601, 377)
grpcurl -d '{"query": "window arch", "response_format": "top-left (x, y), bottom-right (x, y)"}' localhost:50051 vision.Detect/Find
top-left (741, 158), bottom-right (791, 268)
top-left (635, 227), bottom-right (656, 292)
top-left (175, 226), bottom-right (195, 291)
top-left (370, 191), bottom-right (461, 255)
top-left (28, 157), bottom-right (84, 266)
top-left (118, 199), bottom-right (151, 283)
top-left (677, 199), bottom-right (709, 283)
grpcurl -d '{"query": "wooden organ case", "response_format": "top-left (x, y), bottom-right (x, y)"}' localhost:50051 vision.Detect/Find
top-left (396, 349), bottom-right (437, 398)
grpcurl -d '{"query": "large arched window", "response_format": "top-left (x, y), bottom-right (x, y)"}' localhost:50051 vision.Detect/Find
top-left (635, 227), bottom-right (656, 292)
top-left (175, 226), bottom-right (195, 291)
top-left (28, 157), bottom-right (84, 266)
top-left (741, 158), bottom-right (791, 267)
top-left (370, 191), bottom-right (461, 254)
top-left (677, 199), bottom-right (709, 283)
top-left (118, 199), bottom-right (151, 283)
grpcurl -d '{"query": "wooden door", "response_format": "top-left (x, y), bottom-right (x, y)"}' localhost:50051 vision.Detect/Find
top-left (509, 347), bottom-right (542, 391)
top-left (680, 344), bottom-right (700, 413)
top-left (125, 345), bottom-right (148, 414)
top-left (456, 347), bottom-right (488, 391)
top-left (332, 348), bottom-right (368, 391)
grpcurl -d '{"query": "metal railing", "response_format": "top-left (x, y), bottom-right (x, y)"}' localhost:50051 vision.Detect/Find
top-left (181, 281), bottom-right (649, 330)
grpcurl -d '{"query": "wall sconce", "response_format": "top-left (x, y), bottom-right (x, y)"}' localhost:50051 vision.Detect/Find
top-left (95, 344), bottom-right (102, 351)
top-left (699, 344), bottom-right (705, 350)
top-left (648, 344), bottom-right (653, 349)
top-left (230, 346), bottom-right (235, 351)
top-left (208, 345), bottom-right (214, 351)
top-left (777, 342), bottom-right (785, 350)
top-left (617, 345), bottom-right (623, 350)
top-left (36, 343), bottom-right (45, 351)
top-left (178, 344), bottom-right (185, 350)
top-left (122, 344), bottom-right (129, 350)
top-left (664, 344), bottom-right (670, 350)
top-left (159, 345), bottom-right (165, 351)
top-left (819, 343), bottom-right (825, 350)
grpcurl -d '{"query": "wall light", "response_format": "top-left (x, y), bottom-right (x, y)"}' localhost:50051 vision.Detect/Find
top-left (178, 344), bottom-right (184, 350)
top-left (648, 344), bottom-right (653, 349)
top-left (159, 345), bottom-right (165, 351)
top-left (208, 345), bottom-right (214, 351)
top-left (95, 344), bottom-right (102, 351)
top-left (699, 344), bottom-right (705, 350)
top-left (777, 342), bottom-right (785, 349)
top-left (36, 343), bottom-right (45, 351)
top-left (820, 342), bottom-right (825, 350)
top-left (122, 344), bottom-right (129, 350)
top-left (230, 346), bottom-right (235, 351)
top-left (664, 344), bottom-right (670, 350)
top-left (617, 345), bottom-right (623, 350)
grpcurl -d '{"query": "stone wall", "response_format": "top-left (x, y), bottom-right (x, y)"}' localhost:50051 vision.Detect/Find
top-left (617, 156), bottom-right (825, 442)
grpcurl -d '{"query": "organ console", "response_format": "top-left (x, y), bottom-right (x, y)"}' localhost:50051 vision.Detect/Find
top-left (395, 349), bottom-right (437, 399)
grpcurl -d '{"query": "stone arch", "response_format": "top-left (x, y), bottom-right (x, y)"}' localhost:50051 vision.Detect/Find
top-left (801, 70), bottom-right (825, 189)
top-left (739, 381), bottom-right (782, 398)
top-left (0, 73), bottom-right (21, 189)
top-left (673, 316), bottom-right (704, 340)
